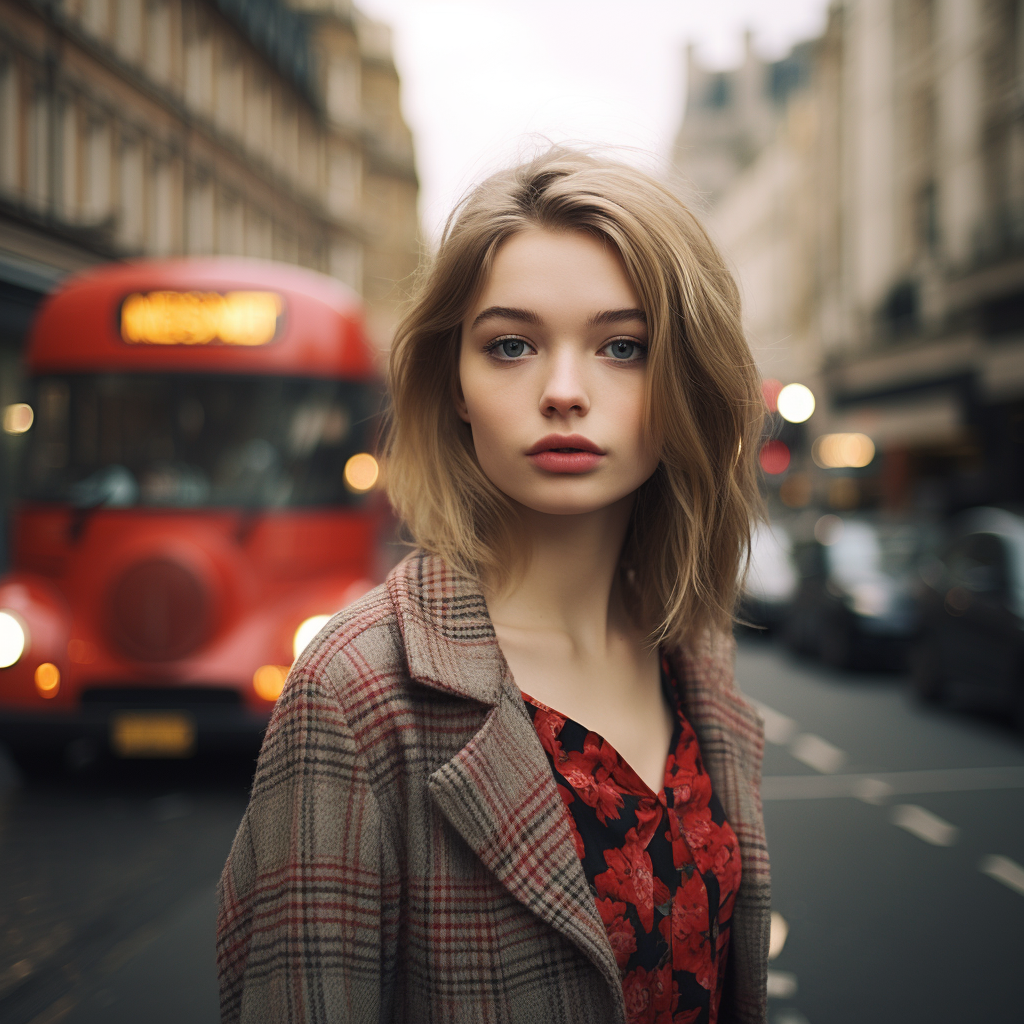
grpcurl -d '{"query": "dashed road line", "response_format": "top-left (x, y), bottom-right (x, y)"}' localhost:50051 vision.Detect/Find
top-left (979, 854), bottom-right (1024, 897)
top-left (766, 969), bottom-right (798, 999)
top-left (789, 733), bottom-right (847, 774)
top-left (748, 698), bottom-right (798, 745)
top-left (761, 765), bottom-right (1024, 801)
top-left (889, 804), bottom-right (960, 846)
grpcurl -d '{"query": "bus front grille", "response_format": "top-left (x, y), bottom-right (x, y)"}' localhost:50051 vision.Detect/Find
top-left (105, 558), bottom-right (211, 662)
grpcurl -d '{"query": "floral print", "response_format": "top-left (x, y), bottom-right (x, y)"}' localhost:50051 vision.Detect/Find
top-left (521, 658), bottom-right (741, 1024)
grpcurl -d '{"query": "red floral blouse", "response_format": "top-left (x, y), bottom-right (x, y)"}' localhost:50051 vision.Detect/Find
top-left (520, 658), bottom-right (741, 1024)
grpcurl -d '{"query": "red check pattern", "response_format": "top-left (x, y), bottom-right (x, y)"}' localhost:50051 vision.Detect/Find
top-left (216, 552), bottom-right (770, 1023)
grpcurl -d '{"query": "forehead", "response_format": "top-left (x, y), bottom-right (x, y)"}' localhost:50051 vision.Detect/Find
top-left (468, 227), bottom-right (639, 316)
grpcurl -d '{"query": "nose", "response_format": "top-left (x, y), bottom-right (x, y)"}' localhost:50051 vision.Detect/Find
top-left (539, 348), bottom-right (590, 419)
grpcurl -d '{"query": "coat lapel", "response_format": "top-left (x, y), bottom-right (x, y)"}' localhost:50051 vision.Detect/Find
top-left (387, 553), bottom-right (627, 1020)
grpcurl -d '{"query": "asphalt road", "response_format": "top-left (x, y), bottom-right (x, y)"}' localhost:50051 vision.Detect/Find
top-left (0, 641), bottom-right (1022, 1024)
top-left (739, 638), bottom-right (1024, 1024)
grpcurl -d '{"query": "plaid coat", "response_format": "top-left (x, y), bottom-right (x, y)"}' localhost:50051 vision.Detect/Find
top-left (217, 552), bottom-right (770, 1024)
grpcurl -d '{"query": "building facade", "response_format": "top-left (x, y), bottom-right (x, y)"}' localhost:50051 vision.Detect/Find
top-left (0, 0), bottom-right (418, 562)
top-left (674, 0), bottom-right (1024, 515)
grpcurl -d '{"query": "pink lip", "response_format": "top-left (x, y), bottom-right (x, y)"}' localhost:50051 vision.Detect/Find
top-left (526, 433), bottom-right (605, 474)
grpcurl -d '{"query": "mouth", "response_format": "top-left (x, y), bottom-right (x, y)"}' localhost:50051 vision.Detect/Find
top-left (526, 434), bottom-right (606, 456)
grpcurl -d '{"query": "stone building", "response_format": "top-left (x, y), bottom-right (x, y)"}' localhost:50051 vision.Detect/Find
top-left (0, 0), bottom-right (418, 562)
top-left (674, 0), bottom-right (1024, 514)
top-left (0, 0), bottom-right (418, 355)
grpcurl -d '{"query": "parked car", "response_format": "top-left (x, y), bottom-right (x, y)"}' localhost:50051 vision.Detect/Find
top-left (737, 521), bottom-right (798, 635)
top-left (784, 515), bottom-right (930, 669)
top-left (911, 507), bottom-right (1024, 730)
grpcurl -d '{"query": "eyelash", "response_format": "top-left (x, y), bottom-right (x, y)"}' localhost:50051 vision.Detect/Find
top-left (482, 335), bottom-right (649, 361)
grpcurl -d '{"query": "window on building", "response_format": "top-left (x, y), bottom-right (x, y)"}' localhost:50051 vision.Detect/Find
top-left (916, 180), bottom-right (940, 255)
top-left (330, 238), bottom-right (362, 293)
top-left (185, 176), bottom-right (214, 253)
top-left (84, 119), bottom-right (111, 223)
top-left (245, 208), bottom-right (272, 259)
top-left (703, 74), bottom-right (732, 110)
top-left (0, 60), bottom-right (20, 195)
top-left (59, 98), bottom-right (79, 220)
top-left (149, 157), bottom-right (174, 255)
top-left (184, 10), bottom-right (213, 115)
top-left (118, 139), bottom-right (144, 249)
top-left (27, 87), bottom-right (50, 211)
top-left (146, 0), bottom-right (171, 85)
top-left (217, 192), bottom-right (243, 254)
top-left (326, 57), bottom-right (360, 124)
top-left (215, 42), bottom-right (243, 137)
top-left (82, 0), bottom-right (111, 40)
top-left (244, 74), bottom-right (271, 159)
top-left (116, 0), bottom-right (143, 63)
top-left (328, 144), bottom-right (359, 217)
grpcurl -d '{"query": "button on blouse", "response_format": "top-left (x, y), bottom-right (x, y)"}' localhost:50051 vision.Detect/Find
top-left (520, 657), bottom-right (742, 1024)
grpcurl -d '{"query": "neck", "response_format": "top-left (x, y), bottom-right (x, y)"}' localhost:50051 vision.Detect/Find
top-left (483, 495), bottom-right (638, 656)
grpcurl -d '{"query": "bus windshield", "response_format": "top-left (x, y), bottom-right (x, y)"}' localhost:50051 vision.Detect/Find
top-left (23, 373), bottom-right (379, 509)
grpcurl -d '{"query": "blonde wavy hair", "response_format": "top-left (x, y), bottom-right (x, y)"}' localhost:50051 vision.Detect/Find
top-left (384, 147), bottom-right (764, 648)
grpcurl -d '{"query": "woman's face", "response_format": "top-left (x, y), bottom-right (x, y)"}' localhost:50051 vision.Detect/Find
top-left (457, 227), bottom-right (661, 517)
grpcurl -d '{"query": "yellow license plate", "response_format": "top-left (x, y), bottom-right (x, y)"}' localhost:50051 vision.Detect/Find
top-left (110, 711), bottom-right (197, 758)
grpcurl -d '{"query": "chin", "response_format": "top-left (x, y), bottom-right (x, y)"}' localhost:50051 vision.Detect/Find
top-left (509, 485), bottom-right (630, 518)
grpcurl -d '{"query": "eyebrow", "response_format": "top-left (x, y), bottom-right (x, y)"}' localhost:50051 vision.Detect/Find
top-left (470, 306), bottom-right (647, 329)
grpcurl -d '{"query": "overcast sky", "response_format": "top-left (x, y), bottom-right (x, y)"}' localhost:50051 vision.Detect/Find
top-left (356, 0), bottom-right (833, 241)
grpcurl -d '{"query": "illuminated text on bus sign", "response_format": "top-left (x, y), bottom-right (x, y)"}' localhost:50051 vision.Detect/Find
top-left (120, 291), bottom-right (283, 347)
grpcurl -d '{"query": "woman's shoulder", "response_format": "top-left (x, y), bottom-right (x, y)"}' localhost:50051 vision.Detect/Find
top-left (667, 630), bottom-right (765, 750)
top-left (284, 550), bottom-right (495, 713)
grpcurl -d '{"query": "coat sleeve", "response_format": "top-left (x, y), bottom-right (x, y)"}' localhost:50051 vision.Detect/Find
top-left (216, 657), bottom-right (399, 1023)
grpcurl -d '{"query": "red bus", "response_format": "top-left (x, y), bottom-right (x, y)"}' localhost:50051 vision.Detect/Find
top-left (0, 258), bottom-right (384, 762)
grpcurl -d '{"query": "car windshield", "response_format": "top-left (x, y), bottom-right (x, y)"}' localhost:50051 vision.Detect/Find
top-left (826, 521), bottom-right (925, 584)
top-left (22, 373), bottom-right (379, 509)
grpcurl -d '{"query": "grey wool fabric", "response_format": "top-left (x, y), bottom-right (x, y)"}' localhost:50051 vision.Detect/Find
top-left (217, 551), bottom-right (770, 1023)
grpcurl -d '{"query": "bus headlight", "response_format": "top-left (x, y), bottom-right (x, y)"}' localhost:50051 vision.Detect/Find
top-left (293, 614), bottom-right (331, 661)
top-left (0, 610), bottom-right (28, 668)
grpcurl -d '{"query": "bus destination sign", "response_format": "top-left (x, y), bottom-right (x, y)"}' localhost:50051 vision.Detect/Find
top-left (120, 291), bottom-right (283, 347)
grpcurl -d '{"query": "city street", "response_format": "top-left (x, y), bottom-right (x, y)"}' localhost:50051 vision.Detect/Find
top-left (1, 641), bottom-right (1022, 1024)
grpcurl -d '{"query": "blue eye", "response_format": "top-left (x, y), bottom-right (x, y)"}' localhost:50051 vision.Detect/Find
top-left (605, 339), bottom-right (644, 360)
top-left (487, 337), bottom-right (531, 359)
top-left (500, 339), bottom-right (526, 358)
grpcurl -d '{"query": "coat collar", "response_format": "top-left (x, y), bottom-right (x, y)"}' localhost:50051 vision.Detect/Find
top-left (387, 552), bottom-right (628, 1021)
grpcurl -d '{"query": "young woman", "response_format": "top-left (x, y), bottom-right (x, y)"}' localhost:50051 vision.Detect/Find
top-left (217, 149), bottom-right (770, 1024)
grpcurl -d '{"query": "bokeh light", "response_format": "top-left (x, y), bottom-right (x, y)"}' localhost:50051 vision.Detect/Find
top-left (0, 611), bottom-right (27, 668)
top-left (777, 384), bottom-right (816, 423)
top-left (3, 403), bottom-right (33, 434)
top-left (34, 662), bottom-right (60, 698)
top-left (343, 453), bottom-right (379, 492)
top-left (812, 433), bottom-right (876, 468)
top-left (253, 664), bottom-right (289, 702)
top-left (293, 614), bottom-right (332, 660)
top-left (758, 440), bottom-right (791, 474)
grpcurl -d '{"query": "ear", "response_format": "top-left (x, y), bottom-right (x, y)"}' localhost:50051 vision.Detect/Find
top-left (454, 377), bottom-right (471, 424)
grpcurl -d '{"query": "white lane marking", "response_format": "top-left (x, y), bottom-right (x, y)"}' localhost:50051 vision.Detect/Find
top-left (768, 911), bottom-right (789, 960)
top-left (774, 1011), bottom-right (811, 1024)
top-left (748, 698), bottom-right (798, 745)
top-left (762, 765), bottom-right (1024, 801)
top-left (979, 854), bottom-right (1024, 897)
top-left (851, 777), bottom-right (895, 805)
top-left (766, 970), bottom-right (798, 999)
top-left (789, 733), bottom-right (847, 774)
top-left (889, 804), bottom-right (960, 846)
